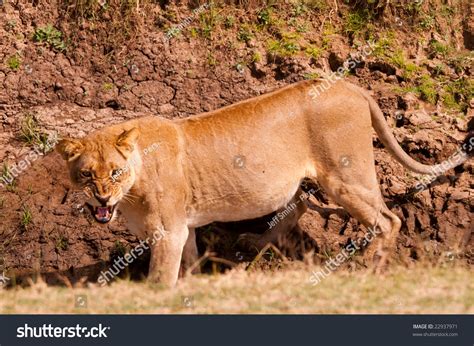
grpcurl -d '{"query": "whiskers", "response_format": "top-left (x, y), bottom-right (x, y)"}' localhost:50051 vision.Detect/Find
top-left (121, 192), bottom-right (139, 205)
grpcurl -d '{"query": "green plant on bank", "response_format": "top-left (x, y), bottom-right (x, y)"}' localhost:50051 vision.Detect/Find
top-left (267, 32), bottom-right (301, 57)
top-left (33, 25), bottom-right (66, 52)
top-left (251, 51), bottom-right (262, 63)
top-left (300, 0), bottom-right (328, 12)
top-left (55, 235), bottom-right (69, 251)
top-left (224, 15), bottom-right (235, 29)
top-left (400, 75), bottom-right (438, 105)
top-left (448, 52), bottom-right (473, 74)
top-left (199, 5), bottom-right (219, 39)
top-left (5, 20), bottom-right (17, 31)
top-left (6, 54), bottom-right (21, 71)
top-left (20, 206), bottom-right (32, 230)
top-left (418, 13), bottom-right (435, 30)
top-left (370, 32), bottom-right (395, 57)
top-left (344, 9), bottom-right (373, 37)
top-left (416, 75), bottom-right (438, 104)
top-left (304, 72), bottom-right (320, 79)
top-left (19, 114), bottom-right (49, 149)
top-left (305, 46), bottom-right (324, 59)
top-left (389, 49), bottom-right (420, 80)
top-left (207, 52), bottom-right (217, 66)
top-left (189, 27), bottom-right (199, 38)
top-left (429, 39), bottom-right (450, 58)
top-left (406, 0), bottom-right (424, 13)
top-left (257, 5), bottom-right (275, 27)
top-left (1, 164), bottom-right (16, 192)
top-left (321, 22), bottom-right (337, 49)
top-left (442, 77), bottom-right (474, 112)
top-left (294, 21), bottom-right (309, 33)
top-left (440, 4), bottom-right (456, 17)
top-left (102, 82), bottom-right (114, 91)
top-left (237, 25), bottom-right (254, 42)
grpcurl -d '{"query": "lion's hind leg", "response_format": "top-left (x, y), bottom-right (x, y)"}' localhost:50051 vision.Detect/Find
top-left (317, 172), bottom-right (401, 271)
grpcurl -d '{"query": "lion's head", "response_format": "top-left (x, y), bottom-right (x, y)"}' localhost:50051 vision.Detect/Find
top-left (57, 128), bottom-right (140, 224)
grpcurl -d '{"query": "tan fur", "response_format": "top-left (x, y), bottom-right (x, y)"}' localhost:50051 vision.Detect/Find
top-left (58, 79), bottom-right (464, 286)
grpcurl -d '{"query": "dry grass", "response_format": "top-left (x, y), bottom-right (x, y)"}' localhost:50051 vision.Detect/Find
top-left (1, 264), bottom-right (472, 314)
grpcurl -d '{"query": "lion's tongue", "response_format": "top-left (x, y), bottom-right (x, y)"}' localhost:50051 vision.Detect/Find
top-left (96, 207), bottom-right (110, 220)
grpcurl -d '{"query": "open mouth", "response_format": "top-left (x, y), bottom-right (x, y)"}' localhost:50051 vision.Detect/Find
top-left (85, 203), bottom-right (117, 224)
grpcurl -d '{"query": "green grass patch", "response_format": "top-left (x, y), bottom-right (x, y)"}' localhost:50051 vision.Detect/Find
top-left (18, 114), bottom-right (50, 150)
top-left (441, 77), bottom-right (474, 112)
top-left (20, 206), bottom-right (33, 231)
top-left (0, 265), bottom-right (472, 314)
top-left (6, 54), bottom-right (21, 71)
top-left (267, 32), bottom-right (301, 57)
top-left (344, 9), bottom-right (373, 37)
top-left (429, 39), bottom-right (450, 58)
top-left (33, 25), bottom-right (66, 52)
top-left (389, 49), bottom-right (420, 79)
top-left (1, 164), bottom-right (16, 192)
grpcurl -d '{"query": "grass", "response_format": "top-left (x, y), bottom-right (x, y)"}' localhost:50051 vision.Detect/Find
top-left (267, 32), bottom-right (301, 57)
top-left (20, 206), bottom-right (32, 230)
top-left (389, 49), bottom-right (420, 80)
top-left (18, 114), bottom-right (51, 151)
top-left (55, 236), bottom-right (69, 252)
top-left (198, 5), bottom-right (219, 39)
top-left (429, 39), bottom-right (450, 58)
top-left (1, 265), bottom-right (471, 314)
top-left (102, 82), bottom-right (114, 91)
top-left (33, 24), bottom-right (66, 52)
top-left (344, 9), bottom-right (372, 37)
top-left (441, 77), bottom-right (474, 112)
top-left (1, 164), bottom-right (16, 192)
top-left (6, 54), bottom-right (21, 71)
top-left (237, 25), bottom-right (254, 43)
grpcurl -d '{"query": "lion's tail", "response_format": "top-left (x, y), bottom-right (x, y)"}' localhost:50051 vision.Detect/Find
top-left (346, 83), bottom-right (468, 175)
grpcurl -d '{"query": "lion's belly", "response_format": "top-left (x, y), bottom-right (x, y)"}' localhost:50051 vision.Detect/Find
top-left (186, 177), bottom-right (303, 228)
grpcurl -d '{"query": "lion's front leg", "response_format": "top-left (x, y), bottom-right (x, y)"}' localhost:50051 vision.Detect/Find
top-left (148, 223), bottom-right (189, 287)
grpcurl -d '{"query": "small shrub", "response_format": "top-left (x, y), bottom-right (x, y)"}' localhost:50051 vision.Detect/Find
top-left (20, 206), bottom-right (33, 230)
top-left (33, 25), bottom-right (66, 52)
top-left (19, 114), bottom-right (50, 149)
top-left (6, 54), bottom-right (21, 71)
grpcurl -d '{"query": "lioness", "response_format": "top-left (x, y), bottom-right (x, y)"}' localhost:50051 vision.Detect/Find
top-left (57, 79), bottom-right (466, 286)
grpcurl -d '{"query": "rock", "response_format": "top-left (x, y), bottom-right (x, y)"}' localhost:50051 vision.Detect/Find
top-left (327, 35), bottom-right (350, 71)
top-left (385, 75), bottom-right (398, 83)
top-left (398, 92), bottom-right (419, 111)
top-left (157, 103), bottom-right (175, 115)
top-left (406, 110), bottom-right (433, 127)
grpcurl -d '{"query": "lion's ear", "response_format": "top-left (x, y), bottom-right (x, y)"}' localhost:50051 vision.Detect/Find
top-left (56, 139), bottom-right (84, 161)
top-left (116, 128), bottom-right (139, 154)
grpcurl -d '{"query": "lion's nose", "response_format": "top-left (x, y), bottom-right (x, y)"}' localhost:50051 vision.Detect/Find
top-left (95, 194), bottom-right (111, 205)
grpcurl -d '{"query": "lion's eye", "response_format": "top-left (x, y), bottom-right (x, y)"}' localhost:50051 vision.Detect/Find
top-left (80, 170), bottom-right (91, 178)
